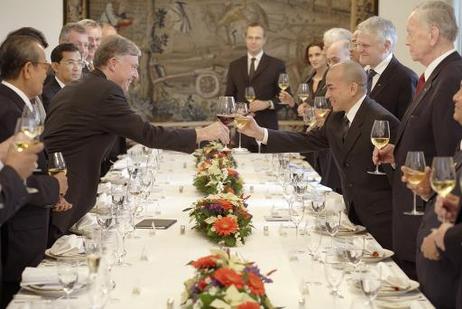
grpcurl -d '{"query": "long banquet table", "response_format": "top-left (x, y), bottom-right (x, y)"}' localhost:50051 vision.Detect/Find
top-left (9, 150), bottom-right (435, 309)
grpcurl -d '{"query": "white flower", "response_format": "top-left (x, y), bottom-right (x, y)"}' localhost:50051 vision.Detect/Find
top-left (223, 285), bottom-right (255, 306)
top-left (205, 216), bottom-right (218, 224)
top-left (210, 299), bottom-right (231, 309)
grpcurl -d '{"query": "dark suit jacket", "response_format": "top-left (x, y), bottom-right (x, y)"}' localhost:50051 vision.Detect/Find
top-left (41, 77), bottom-right (62, 112)
top-left (392, 51), bottom-right (462, 265)
top-left (0, 84), bottom-right (60, 284)
top-left (225, 53), bottom-right (286, 131)
top-left (43, 69), bottom-right (197, 242)
top-left (370, 56), bottom-right (418, 120)
top-left (416, 150), bottom-right (462, 309)
top-left (264, 97), bottom-right (399, 248)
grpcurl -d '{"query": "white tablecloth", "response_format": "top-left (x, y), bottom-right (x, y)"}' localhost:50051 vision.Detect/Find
top-left (9, 151), bottom-right (434, 309)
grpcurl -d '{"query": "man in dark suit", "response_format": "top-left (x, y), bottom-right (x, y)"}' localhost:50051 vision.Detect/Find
top-left (356, 16), bottom-right (418, 120)
top-left (42, 43), bottom-right (82, 112)
top-left (0, 35), bottom-right (70, 307)
top-left (58, 23), bottom-right (89, 74)
top-left (43, 35), bottom-right (229, 243)
top-left (225, 22), bottom-right (286, 152)
top-left (374, 0), bottom-right (462, 280)
top-left (239, 61), bottom-right (399, 248)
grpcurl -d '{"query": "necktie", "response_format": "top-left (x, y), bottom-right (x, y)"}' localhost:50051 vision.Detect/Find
top-left (367, 69), bottom-right (377, 94)
top-left (342, 115), bottom-right (350, 143)
top-left (249, 57), bottom-right (256, 81)
top-left (415, 74), bottom-right (425, 97)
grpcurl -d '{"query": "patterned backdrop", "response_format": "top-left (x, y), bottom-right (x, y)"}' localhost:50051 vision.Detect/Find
top-left (65, 0), bottom-right (377, 122)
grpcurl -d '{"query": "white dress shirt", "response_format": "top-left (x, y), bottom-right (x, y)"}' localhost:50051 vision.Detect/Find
top-left (247, 50), bottom-right (264, 74)
top-left (55, 76), bottom-right (65, 89)
top-left (365, 53), bottom-right (393, 91)
top-left (1, 80), bottom-right (33, 111)
top-left (424, 48), bottom-right (457, 81)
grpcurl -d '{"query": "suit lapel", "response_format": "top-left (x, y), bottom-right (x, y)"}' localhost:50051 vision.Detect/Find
top-left (370, 56), bottom-right (397, 99)
top-left (339, 99), bottom-right (368, 162)
top-left (240, 57), bottom-right (250, 86)
top-left (0, 84), bottom-right (25, 112)
top-left (251, 53), bottom-right (269, 82)
top-left (395, 52), bottom-right (461, 148)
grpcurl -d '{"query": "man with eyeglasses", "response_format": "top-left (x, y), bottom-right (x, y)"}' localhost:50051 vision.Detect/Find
top-left (42, 43), bottom-right (83, 112)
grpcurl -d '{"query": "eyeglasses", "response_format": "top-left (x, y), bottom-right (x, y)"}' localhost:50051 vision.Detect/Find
top-left (31, 61), bottom-right (51, 70)
top-left (60, 60), bottom-right (85, 67)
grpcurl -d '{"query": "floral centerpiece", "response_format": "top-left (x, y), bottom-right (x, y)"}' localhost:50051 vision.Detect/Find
top-left (182, 249), bottom-right (275, 309)
top-left (184, 193), bottom-right (252, 247)
top-left (194, 159), bottom-right (243, 195)
top-left (194, 141), bottom-right (236, 168)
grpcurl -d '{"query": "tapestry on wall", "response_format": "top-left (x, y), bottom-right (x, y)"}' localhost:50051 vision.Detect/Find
top-left (65, 0), bottom-right (377, 122)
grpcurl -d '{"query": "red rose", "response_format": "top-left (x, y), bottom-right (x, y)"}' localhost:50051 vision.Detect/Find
top-left (237, 302), bottom-right (260, 309)
top-left (213, 216), bottom-right (238, 236)
top-left (247, 272), bottom-right (265, 296)
top-left (190, 255), bottom-right (219, 269)
top-left (213, 267), bottom-right (244, 289)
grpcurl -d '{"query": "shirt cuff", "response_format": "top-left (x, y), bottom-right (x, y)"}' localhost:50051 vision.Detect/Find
top-left (268, 100), bottom-right (274, 110)
top-left (0, 160), bottom-right (3, 171)
top-left (257, 128), bottom-right (269, 145)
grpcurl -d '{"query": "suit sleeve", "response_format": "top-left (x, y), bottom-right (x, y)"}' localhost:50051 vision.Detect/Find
top-left (96, 87), bottom-right (197, 153)
top-left (225, 63), bottom-right (237, 98)
top-left (396, 71), bottom-right (417, 120)
top-left (431, 69), bottom-right (462, 156)
top-left (0, 165), bottom-right (28, 224)
top-left (264, 118), bottom-right (330, 153)
top-left (442, 224), bottom-right (462, 267)
top-left (25, 175), bottom-right (60, 206)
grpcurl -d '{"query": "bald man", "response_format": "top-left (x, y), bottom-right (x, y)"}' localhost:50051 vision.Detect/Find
top-left (239, 61), bottom-right (399, 248)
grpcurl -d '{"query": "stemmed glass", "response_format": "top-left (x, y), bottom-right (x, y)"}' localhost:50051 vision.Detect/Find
top-left (96, 204), bottom-right (113, 234)
top-left (289, 198), bottom-right (305, 236)
top-left (303, 107), bottom-right (317, 131)
top-left (57, 259), bottom-right (79, 309)
top-left (313, 96), bottom-right (331, 121)
top-left (14, 117), bottom-right (39, 193)
top-left (360, 265), bottom-right (382, 308)
top-left (216, 96), bottom-right (236, 150)
top-left (115, 211), bottom-right (132, 266)
top-left (245, 86), bottom-right (256, 104)
top-left (431, 157), bottom-right (456, 198)
top-left (403, 151), bottom-right (426, 216)
top-left (111, 184), bottom-right (126, 215)
top-left (368, 120), bottom-right (390, 175)
top-left (343, 236), bottom-right (364, 280)
top-left (311, 193), bottom-right (326, 229)
top-left (278, 73), bottom-right (290, 94)
top-left (324, 250), bottom-right (345, 299)
top-left (48, 152), bottom-right (67, 176)
top-left (297, 83), bottom-right (310, 104)
top-left (234, 102), bottom-right (250, 152)
top-left (325, 211), bottom-right (342, 247)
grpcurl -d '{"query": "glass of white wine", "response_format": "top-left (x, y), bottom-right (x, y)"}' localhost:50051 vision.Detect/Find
top-left (404, 151), bottom-right (426, 216)
top-left (368, 120), bottom-right (390, 175)
top-left (303, 107), bottom-right (317, 131)
top-left (313, 96), bottom-right (330, 121)
top-left (431, 157), bottom-right (456, 201)
top-left (48, 152), bottom-right (67, 176)
top-left (278, 73), bottom-right (290, 94)
top-left (245, 86), bottom-right (256, 104)
top-left (234, 102), bottom-right (250, 153)
top-left (297, 83), bottom-right (310, 104)
top-left (14, 117), bottom-right (40, 193)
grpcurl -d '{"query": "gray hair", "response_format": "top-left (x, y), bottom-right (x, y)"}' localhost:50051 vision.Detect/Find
top-left (59, 22), bottom-right (87, 43)
top-left (323, 28), bottom-right (352, 49)
top-left (330, 60), bottom-right (367, 93)
top-left (78, 19), bottom-right (100, 30)
top-left (357, 16), bottom-right (397, 50)
top-left (94, 35), bottom-right (141, 68)
top-left (414, 0), bottom-right (458, 42)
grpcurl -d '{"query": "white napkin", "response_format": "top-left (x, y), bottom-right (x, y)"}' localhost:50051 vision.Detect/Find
top-left (364, 240), bottom-right (385, 256)
top-left (70, 213), bottom-right (97, 234)
top-left (21, 266), bottom-right (88, 286)
top-left (325, 191), bottom-right (345, 212)
top-left (48, 235), bottom-right (85, 257)
top-left (97, 183), bottom-right (111, 194)
top-left (112, 157), bottom-right (128, 170)
top-left (378, 262), bottom-right (410, 290)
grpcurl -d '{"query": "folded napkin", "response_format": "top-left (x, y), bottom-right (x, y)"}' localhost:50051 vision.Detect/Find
top-left (70, 213), bottom-right (97, 234)
top-left (326, 191), bottom-right (345, 212)
top-left (364, 240), bottom-right (385, 256)
top-left (21, 266), bottom-right (88, 286)
top-left (112, 157), bottom-right (128, 170)
top-left (378, 262), bottom-right (410, 290)
top-left (48, 235), bottom-right (85, 257)
top-left (97, 183), bottom-right (111, 194)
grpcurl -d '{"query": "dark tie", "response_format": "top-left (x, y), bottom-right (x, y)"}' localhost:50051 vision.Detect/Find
top-left (342, 115), bottom-right (350, 143)
top-left (249, 57), bottom-right (256, 81)
top-left (367, 69), bottom-right (377, 94)
top-left (415, 74), bottom-right (425, 97)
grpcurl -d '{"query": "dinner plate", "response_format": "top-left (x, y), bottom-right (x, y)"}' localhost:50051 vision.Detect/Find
top-left (44, 249), bottom-right (86, 261)
top-left (316, 224), bottom-right (366, 236)
top-left (352, 279), bottom-right (420, 297)
top-left (362, 249), bottom-right (394, 263)
top-left (21, 283), bottom-right (87, 297)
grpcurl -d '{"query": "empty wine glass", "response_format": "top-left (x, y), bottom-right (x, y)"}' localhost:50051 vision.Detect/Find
top-left (361, 265), bottom-right (382, 308)
top-left (325, 211), bottom-right (342, 248)
top-left (115, 211), bottom-right (132, 266)
top-left (343, 236), bottom-right (364, 279)
top-left (57, 259), bottom-right (79, 309)
top-left (368, 120), bottom-right (390, 175)
top-left (324, 250), bottom-right (345, 299)
top-left (303, 107), bottom-right (317, 131)
top-left (311, 193), bottom-right (326, 228)
top-left (403, 151), bottom-right (426, 216)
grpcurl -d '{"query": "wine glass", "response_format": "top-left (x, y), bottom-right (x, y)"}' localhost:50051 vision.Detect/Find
top-left (343, 236), bottom-right (364, 280)
top-left (403, 151), bottom-right (426, 216)
top-left (111, 184), bottom-right (126, 214)
top-left (96, 204), bottom-right (113, 233)
top-left (311, 193), bottom-right (326, 229)
top-left (360, 265), bottom-right (382, 308)
top-left (325, 211), bottom-right (342, 248)
top-left (48, 152), bottom-right (67, 176)
top-left (297, 83), bottom-right (310, 104)
top-left (84, 235), bottom-right (102, 278)
top-left (313, 96), bottom-right (331, 121)
top-left (216, 96), bottom-right (236, 150)
top-left (324, 250), bottom-right (345, 299)
top-left (278, 73), bottom-right (290, 94)
top-left (289, 198), bottom-right (305, 236)
top-left (57, 259), bottom-right (79, 309)
top-left (368, 120), bottom-right (390, 175)
top-left (303, 107), bottom-right (317, 131)
top-left (234, 102), bottom-right (250, 152)
top-left (14, 117), bottom-right (39, 193)
top-left (115, 211), bottom-right (132, 266)
top-left (431, 157), bottom-right (456, 221)
top-left (245, 87), bottom-right (256, 104)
